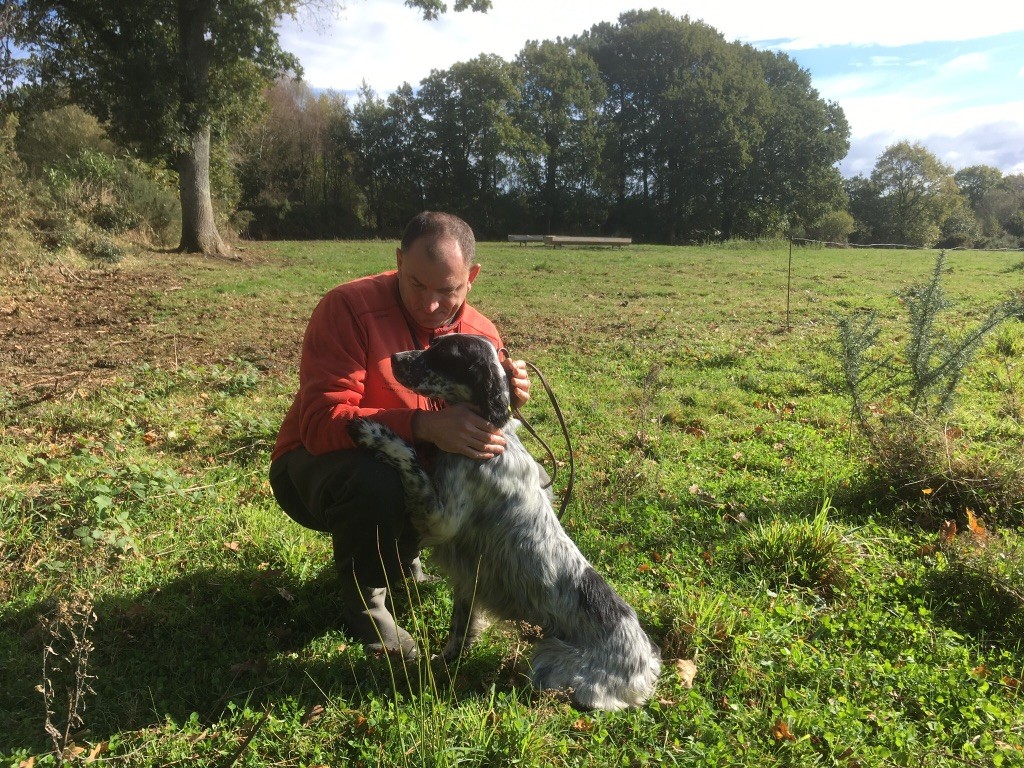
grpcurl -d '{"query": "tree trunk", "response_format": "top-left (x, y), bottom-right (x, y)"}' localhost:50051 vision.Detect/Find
top-left (176, 124), bottom-right (229, 255)
top-left (175, 0), bottom-right (228, 256)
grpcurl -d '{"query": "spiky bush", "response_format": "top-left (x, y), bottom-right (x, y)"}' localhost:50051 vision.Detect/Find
top-left (837, 251), bottom-right (1024, 518)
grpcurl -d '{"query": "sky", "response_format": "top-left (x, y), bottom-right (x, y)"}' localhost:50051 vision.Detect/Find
top-left (277, 0), bottom-right (1024, 178)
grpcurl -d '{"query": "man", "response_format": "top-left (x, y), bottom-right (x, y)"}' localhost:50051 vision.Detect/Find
top-left (269, 211), bottom-right (529, 661)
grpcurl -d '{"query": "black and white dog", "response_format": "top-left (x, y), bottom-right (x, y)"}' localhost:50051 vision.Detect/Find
top-left (347, 333), bottom-right (661, 710)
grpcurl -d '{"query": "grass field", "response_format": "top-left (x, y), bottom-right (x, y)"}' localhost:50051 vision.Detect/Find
top-left (2, 240), bottom-right (1023, 766)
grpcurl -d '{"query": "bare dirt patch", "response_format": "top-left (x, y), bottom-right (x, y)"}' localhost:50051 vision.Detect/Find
top-left (1, 248), bottom-right (300, 409)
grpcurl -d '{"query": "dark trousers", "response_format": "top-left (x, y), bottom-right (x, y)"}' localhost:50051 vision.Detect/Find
top-left (269, 447), bottom-right (420, 587)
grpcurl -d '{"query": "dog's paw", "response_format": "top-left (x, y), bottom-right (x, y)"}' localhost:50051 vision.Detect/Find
top-left (347, 417), bottom-right (386, 449)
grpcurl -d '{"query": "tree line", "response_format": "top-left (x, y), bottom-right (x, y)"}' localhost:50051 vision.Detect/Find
top-left (3, 2), bottom-right (1022, 251)
top-left (235, 9), bottom-right (854, 244)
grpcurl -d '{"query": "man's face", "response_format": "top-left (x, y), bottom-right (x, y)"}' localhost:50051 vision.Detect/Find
top-left (396, 235), bottom-right (480, 330)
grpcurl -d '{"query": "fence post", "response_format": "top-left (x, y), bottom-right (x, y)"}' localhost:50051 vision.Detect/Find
top-left (786, 238), bottom-right (793, 331)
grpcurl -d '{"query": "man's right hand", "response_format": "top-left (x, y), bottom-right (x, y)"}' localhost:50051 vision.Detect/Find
top-left (412, 403), bottom-right (506, 460)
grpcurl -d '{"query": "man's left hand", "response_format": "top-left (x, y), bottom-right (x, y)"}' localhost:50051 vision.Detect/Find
top-left (503, 358), bottom-right (530, 409)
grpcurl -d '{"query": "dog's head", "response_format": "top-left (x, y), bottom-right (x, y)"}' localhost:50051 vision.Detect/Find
top-left (391, 334), bottom-right (511, 426)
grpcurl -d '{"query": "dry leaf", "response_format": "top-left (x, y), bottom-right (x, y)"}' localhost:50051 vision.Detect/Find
top-left (223, 541), bottom-right (241, 552)
top-left (303, 704), bottom-right (325, 726)
top-left (143, 430), bottom-right (159, 445)
top-left (18, 758), bottom-right (35, 768)
top-left (85, 742), bottom-right (109, 763)
top-left (276, 586), bottom-right (295, 602)
top-left (965, 509), bottom-right (987, 540)
top-left (939, 520), bottom-right (957, 544)
top-left (772, 719), bottom-right (797, 742)
top-left (675, 659), bottom-right (697, 688)
top-left (571, 717), bottom-right (594, 732)
top-left (637, 564), bottom-right (652, 573)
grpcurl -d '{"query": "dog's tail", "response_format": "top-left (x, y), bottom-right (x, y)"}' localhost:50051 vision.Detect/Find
top-left (530, 621), bottom-right (661, 711)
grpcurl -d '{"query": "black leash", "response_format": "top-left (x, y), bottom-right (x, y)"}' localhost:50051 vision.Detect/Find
top-left (502, 352), bottom-right (575, 520)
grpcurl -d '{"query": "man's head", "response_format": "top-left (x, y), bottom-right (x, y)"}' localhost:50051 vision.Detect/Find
top-left (396, 212), bottom-right (481, 330)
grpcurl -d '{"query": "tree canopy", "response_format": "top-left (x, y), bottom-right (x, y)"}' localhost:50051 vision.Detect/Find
top-left (12, 0), bottom-right (492, 254)
top-left (17, 7), bottom-right (1019, 248)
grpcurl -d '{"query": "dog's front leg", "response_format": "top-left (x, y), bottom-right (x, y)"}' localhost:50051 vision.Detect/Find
top-left (442, 594), bottom-right (489, 661)
top-left (346, 417), bottom-right (441, 538)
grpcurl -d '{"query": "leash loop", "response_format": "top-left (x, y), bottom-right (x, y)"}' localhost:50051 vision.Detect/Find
top-left (500, 348), bottom-right (575, 520)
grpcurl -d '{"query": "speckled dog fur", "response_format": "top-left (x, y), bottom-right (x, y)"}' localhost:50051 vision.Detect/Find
top-left (347, 334), bottom-right (661, 710)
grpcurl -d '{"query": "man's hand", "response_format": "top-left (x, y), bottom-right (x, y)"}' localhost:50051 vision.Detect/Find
top-left (412, 403), bottom-right (506, 459)
top-left (503, 358), bottom-right (530, 409)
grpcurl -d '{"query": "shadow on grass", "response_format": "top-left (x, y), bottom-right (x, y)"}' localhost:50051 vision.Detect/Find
top-left (0, 565), bottom-right (460, 753)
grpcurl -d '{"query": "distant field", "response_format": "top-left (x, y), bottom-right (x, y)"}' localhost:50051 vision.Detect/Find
top-left (2, 241), bottom-right (1023, 766)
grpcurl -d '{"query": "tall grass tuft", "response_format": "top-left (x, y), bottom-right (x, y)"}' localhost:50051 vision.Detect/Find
top-left (928, 529), bottom-right (1024, 646)
top-left (734, 502), bottom-right (857, 596)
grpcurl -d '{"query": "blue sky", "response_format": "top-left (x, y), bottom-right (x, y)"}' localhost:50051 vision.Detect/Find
top-left (277, 0), bottom-right (1024, 178)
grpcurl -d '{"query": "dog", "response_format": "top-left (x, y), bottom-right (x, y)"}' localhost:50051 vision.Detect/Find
top-left (346, 333), bottom-right (661, 710)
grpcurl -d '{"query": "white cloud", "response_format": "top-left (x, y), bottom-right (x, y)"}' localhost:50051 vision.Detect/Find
top-left (280, 0), bottom-right (1024, 92)
top-left (940, 52), bottom-right (991, 77)
top-left (277, 1), bottom-right (1024, 176)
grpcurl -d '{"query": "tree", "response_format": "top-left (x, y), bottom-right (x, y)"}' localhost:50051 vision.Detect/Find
top-left (353, 83), bottom-right (425, 237)
top-left (578, 10), bottom-right (847, 243)
top-left (16, 0), bottom-right (492, 255)
top-left (867, 141), bottom-right (963, 247)
top-left (954, 164), bottom-right (1003, 210)
top-left (16, 0), bottom-right (302, 254)
top-left (416, 54), bottom-right (524, 235)
top-left (234, 78), bottom-right (363, 238)
top-left (724, 47), bottom-right (849, 238)
top-left (0, 0), bottom-right (22, 99)
top-left (512, 39), bottom-right (605, 233)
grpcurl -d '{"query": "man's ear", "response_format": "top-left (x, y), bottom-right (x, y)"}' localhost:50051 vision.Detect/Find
top-left (468, 263), bottom-right (481, 286)
top-left (395, 248), bottom-right (403, 270)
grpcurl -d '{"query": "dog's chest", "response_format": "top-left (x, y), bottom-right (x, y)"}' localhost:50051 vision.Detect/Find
top-left (431, 437), bottom-right (540, 527)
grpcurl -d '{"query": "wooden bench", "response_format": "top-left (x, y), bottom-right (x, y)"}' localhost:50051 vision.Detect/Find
top-left (507, 234), bottom-right (546, 244)
top-left (544, 235), bottom-right (632, 248)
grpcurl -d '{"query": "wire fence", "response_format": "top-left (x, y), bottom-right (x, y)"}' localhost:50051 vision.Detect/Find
top-left (782, 237), bottom-right (1024, 331)
top-left (790, 236), bottom-right (1024, 253)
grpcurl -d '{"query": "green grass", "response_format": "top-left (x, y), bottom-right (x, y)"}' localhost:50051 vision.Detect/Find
top-left (2, 241), bottom-right (1024, 766)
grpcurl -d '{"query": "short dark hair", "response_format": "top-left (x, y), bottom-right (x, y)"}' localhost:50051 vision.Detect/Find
top-left (400, 211), bottom-right (476, 266)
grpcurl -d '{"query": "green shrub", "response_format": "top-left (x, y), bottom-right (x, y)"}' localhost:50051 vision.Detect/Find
top-left (15, 105), bottom-right (116, 176)
top-left (0, 113), bottom-right (28, 233)
top-left (78, 231), bottom-right (129, 263)
top-left (34, 211), bottom-right (80, 252)
top-left (805, 209), bottom-right (855, 244)
top-left (837, 251), bottom-right (1024, 516)
top-left (41, 148), bottom-right (180, 246)
top-left (929, 529), bottom-right (1024, 645)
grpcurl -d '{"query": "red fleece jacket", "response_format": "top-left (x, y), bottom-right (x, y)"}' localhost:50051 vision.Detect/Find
top-left (272, 270), bottom-right (502, 461)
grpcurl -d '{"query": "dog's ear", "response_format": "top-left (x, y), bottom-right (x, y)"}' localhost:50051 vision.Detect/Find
top-left (473, 344), bottom-right (511, 426)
